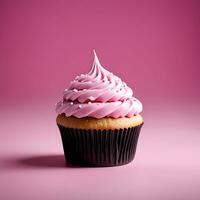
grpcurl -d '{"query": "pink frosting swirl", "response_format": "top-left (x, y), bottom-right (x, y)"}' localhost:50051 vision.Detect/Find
top-left (56, 51), bottom-right (143, 119)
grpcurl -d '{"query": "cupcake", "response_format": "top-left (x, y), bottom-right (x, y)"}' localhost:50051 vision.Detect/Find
top-left (56, 51), bottom-right (143, 167)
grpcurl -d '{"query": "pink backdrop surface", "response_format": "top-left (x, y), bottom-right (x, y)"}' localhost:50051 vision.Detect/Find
top-left (0, 0), bottom-right (200, 200)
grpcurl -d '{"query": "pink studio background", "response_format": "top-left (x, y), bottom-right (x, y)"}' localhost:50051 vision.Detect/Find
top-left (0, 0), bottom-right (200, 200)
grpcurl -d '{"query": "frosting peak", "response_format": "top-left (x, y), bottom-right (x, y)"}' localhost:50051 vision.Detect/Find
top-left (88, 50), bottom-right (112, 82)
top-left (56, 51), bottom-right (142, 118)
top-left (93, 50), bottom-right (101, 68)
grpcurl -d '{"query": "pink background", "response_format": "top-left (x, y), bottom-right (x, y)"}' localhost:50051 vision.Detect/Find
top-left (0, 0), bottom-right (200, 200)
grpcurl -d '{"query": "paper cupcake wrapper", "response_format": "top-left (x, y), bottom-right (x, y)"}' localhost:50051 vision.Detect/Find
top-left (57, 124), bottom-right (143, 167)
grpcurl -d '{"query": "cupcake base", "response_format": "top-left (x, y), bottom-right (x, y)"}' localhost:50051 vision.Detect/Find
top-left (58, 124), bottom-right (143, 167)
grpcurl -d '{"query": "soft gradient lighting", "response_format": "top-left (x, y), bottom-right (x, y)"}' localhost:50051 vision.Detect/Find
top-left (0, 0), bottom-right (200, 200)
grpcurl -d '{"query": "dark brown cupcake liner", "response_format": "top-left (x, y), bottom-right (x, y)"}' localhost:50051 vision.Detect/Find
top-left (57, 123), bottom-right (143, 167)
